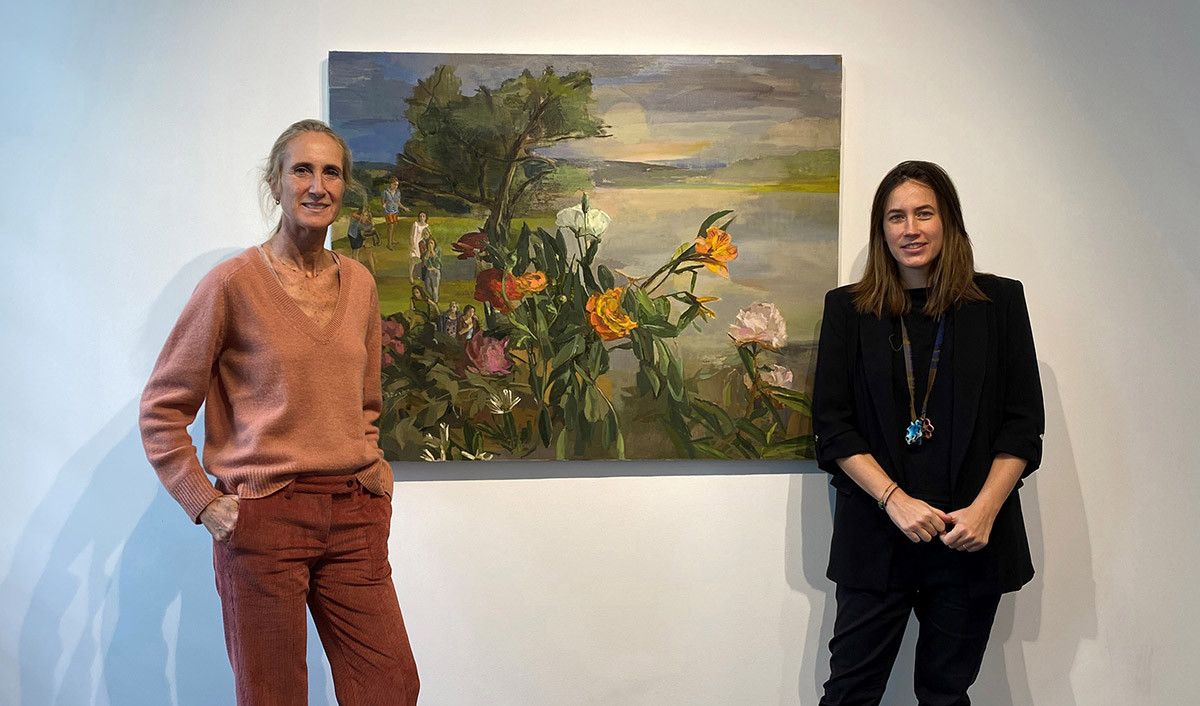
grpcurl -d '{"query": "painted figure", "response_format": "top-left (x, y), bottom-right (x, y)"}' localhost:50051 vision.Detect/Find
top-left (437, 300), bottom-right (460, 336)
top-left (346, 202), bottom-right (377, 273)
top-left (408, 284), bottom-right (439, 328)
top-left (381, 176), bottom-right (409, 249)
top-left (140, 120), bottom-right (419, 706)
top-left (457, 305), bottom-right (479, 342)
top-left (409, 211), bottom-right (430, 283)
top-left (813, 161), bottom-right (1043, 705)
top-left (421, 234), bottom-right (441, 303)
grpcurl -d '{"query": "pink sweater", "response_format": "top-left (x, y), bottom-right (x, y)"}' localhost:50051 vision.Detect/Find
top-left (140, 248), bottom-right (392, 522)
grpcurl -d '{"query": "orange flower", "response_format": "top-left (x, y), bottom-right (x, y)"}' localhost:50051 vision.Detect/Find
top-left (514, 271), bottom-right (549, 294)
top-left (693, 226), bottom-right (738, 277)
top-left (586, 287), bottom-right (638, 341)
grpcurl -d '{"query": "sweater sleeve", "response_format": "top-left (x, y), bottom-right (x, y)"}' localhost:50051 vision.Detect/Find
top-left (139, 272), bottom-right (229, 522)
top-left (362, 283), bottom-right (392, 496)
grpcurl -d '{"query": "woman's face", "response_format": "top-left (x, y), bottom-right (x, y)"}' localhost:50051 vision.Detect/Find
top-left (418, 212), bottom-right (428, 223)
top-left (276, 132), bottom-right (345, 237)
top-left (882, 179), bottom-right (944, 287)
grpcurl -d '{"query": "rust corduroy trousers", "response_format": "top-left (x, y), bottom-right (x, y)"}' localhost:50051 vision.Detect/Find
top-left (213, 474), bottom-right (419, 705)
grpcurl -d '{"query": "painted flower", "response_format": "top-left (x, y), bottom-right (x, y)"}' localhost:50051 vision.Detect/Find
top-left (586, 287), bottom-right (638, 341)
top-left (745, 364), bottom-right (795, 390)
top-left (486, 389), bottom-right (521, 415)
top-left (694, 296), bottom-right (719, 321)
top-left (514, 271), bottom-right (549, 294)
top-left (452, 231), bottom-right (489, 260)
top-left (464, 334), bottom-right (513, 376)
top-left (693, 226), bottom-right (739, 277)
top-left (729, 302), bottom-right (788, 350)
top-left (556, 204), bottom-right (611, 240)
top-left (381, 316), bottom-right (405, 358)
top-left (474, 268), bottom-right (524, 313)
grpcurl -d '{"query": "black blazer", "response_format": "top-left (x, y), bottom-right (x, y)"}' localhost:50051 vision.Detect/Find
top-left (812, 275), bottom-right (1044, 595)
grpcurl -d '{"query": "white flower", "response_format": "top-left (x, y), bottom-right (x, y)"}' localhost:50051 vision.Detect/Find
top-left (745, 364), bottom-right (795, 390)
top-left (729, 302), bottom-right (788, 350)
top-left (461, 451), bottom-right (495, 461)
top-left (556, 204), bottom-right (611, 240)
top-left (486, 389), bottom-right (521, 415)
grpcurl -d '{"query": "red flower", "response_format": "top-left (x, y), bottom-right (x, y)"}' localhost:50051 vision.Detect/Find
top-left (474, 268), bottom-right (524, 313)
top-left (452, 231), bottom-right (489, 260)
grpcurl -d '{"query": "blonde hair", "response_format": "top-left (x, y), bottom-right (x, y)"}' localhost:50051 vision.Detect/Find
top-left (259, 119), bottom-right (356, 232)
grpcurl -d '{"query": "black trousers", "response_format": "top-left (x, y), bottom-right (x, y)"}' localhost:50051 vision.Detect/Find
top-left (820, 541), bottom-right (1001, 706)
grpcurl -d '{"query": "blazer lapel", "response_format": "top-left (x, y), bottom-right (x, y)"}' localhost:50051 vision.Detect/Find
top-left (860, 314), bottom-right (904, 477)
top-left (950, 299), bottom-right (988, 495)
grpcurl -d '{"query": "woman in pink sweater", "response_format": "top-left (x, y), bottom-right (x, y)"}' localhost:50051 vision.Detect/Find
top-left (140, 120), bottom-right (419, 705)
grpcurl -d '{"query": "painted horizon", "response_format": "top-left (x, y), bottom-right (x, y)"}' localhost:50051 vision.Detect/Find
top-left (328, 52), bottom-right (840, 461)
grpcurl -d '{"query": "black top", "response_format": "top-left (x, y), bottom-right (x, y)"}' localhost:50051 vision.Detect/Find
top-left (890, 288), bottom-right (954, 510)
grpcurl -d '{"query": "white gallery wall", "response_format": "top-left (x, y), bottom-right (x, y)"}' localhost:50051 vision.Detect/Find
top-left (2, 0), bottom-right (1197, 704)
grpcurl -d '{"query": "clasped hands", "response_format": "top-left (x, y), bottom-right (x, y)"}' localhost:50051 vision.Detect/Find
top-left (884, 489), bottom-right (994, 552)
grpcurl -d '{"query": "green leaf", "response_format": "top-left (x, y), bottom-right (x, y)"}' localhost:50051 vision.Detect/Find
top-left (758, 439), bottom-right (816, 461)
top-left (653, 296), bottom-right (671, 319)
top-left (597, 264), bottom-right (615, 291)
top-left (771, 390), bottom-right (812, 415)
top-left (550, 336), bottom-right (581, 368)
top-left (639, 321), bottom-right (678, 338)
top-left (616, 427), bottom-right (626, 460)
top-left (555, 428), bottom-right (568, 459)
top-left (583, 239), bottom-right (600, 268)
top-left (667, 353), bottom-right (685, 402)
top-left (583, 383), bottom-right (604, 422)
top-left (653, 339), bottom-right (672, 376)
top-left (735, 418), bottom-right (769, 445)
top-left (581, 267), bottom-right (600, 294)
top-left (464, 421), bottom-right (483, 454)
top-left (538, 407), bottom-right (552, 447)
top-left (514, 222), bottom-right (532, 275)
top-left (696, 210), bottom-right (734, 240)
top-left (602, 412), bottom-right (616, 447)
top-left (692, 441), bottom-right (730, 459)
top-left (736, 345), bottom-right (756, 375)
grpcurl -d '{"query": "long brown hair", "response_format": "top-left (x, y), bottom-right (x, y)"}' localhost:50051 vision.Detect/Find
top-left (851, 160), bottom-right (987, 317)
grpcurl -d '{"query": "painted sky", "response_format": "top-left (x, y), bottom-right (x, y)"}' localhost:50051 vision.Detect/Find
top-left (328, 53), bottom-right (841, 167)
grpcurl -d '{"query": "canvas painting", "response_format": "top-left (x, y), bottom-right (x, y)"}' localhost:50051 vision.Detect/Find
top-left (328, 52), bottom-right (841, 461)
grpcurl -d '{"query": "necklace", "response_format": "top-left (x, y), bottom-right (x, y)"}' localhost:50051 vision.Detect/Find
top-left (901, 316), bottom-right (945, 446)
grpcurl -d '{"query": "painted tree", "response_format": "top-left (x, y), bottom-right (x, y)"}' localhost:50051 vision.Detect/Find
top-left (397, 65), bottom-right (607, 240)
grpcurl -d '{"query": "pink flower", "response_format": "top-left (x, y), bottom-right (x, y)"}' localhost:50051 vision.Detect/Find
top-left (464, 335), bottom-right (513, 376)
top-left (744, 364), bottom-right (794, 390)
top-left (381, 316), bottom-right (406, 356)
top-left (729, 302), bottom-right (788, 351)
top-left (383, 352), bottom-right (394, 366)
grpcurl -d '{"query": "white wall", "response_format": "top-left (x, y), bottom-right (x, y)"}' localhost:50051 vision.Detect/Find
top-left (3, 0), bottom-right (1198, 704)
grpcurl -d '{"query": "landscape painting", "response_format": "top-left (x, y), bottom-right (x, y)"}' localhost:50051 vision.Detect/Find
top-left (328, 52), bottom-right (841, 461)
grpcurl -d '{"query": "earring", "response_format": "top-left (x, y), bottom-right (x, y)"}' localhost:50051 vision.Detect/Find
top-left (274, 197), bottom-right (280, 204)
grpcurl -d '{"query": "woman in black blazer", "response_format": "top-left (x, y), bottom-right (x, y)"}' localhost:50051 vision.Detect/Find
top-left (813, 161), bottom-right (1043, 705)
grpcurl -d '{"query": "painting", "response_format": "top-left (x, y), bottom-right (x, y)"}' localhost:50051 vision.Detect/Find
top-left (328, 52), bottom-right (841, 461)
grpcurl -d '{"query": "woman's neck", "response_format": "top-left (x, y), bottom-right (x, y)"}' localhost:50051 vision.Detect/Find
top-left (266, 226), bottom-right (329, 275)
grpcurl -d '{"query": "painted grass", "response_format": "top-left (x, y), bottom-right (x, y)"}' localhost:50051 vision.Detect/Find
top-left (332, 210), bottom-right (559, 317)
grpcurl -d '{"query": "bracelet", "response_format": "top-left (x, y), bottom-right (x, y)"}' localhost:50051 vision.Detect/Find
top-left (877, 482), bottom-right (899, 509)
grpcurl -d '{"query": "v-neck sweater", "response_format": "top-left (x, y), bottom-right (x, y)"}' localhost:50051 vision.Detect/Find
top-left (140, 247), bottom-right (392, 522)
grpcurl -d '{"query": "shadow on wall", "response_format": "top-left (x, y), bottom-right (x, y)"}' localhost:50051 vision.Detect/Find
top-left (783, 362), bottom-right (1096, 705)
top-left (4, 250), bottom-right (335, 705)
top-left (974, 362), bottom-right (1096, 705)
